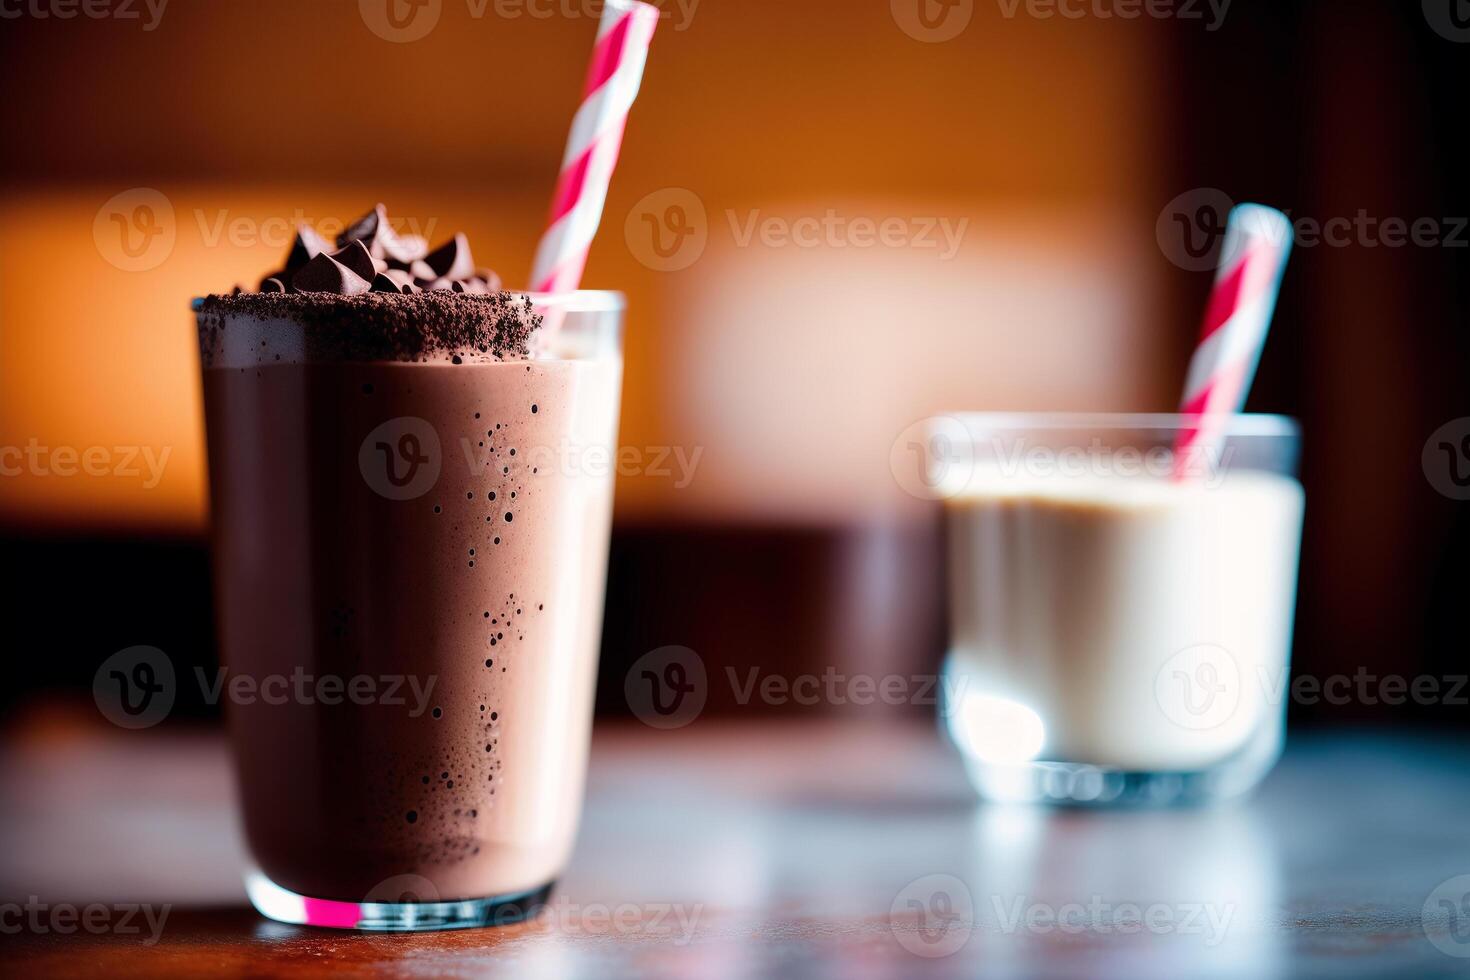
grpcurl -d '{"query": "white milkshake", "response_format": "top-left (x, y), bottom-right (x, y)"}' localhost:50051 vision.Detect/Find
top-left (945, 466), bottom-right (1304, 776)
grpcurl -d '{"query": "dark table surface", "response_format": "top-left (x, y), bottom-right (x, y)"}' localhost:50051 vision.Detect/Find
top-left (2, 717), bottom-right (1468, 978)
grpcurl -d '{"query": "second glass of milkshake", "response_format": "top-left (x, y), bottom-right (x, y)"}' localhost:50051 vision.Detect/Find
top-left (197, 208), bottom-right (622, 929)
top-left (934, 413), bottom-right (1305, 806)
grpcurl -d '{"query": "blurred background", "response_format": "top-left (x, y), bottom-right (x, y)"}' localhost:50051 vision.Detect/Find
top-left (0, 0), bottom-right (1466, 730)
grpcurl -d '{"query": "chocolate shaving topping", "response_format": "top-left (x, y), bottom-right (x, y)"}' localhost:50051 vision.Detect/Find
top-left (285, 224), bottom-right (330, 275)
top-left (201, 205), bottom-right (530, 363)
top-left (371, 272), bottom-right (404, 294)
top-left (424, 232), bottom-right (476, 281)
top-left (338, 204), bottom-right (388, 253)
top-left (204, 205), bottom-right (529, 362)
top-left (394, 233), bottom-right (430, 263)
top-left (373, 268), bottom-right (417, 293)
top-left (330, 239), bottom-right (378, 282)
top-left (339, 203), bottom-right (429, 265)
top-left (292, 253), bottom-right (372, 295)
top-left (233, 205), bottom-right (500, 299)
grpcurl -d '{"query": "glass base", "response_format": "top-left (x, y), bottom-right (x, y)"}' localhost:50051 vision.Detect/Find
top-left (940, 655), bottom-right (1286, 807)
top-left (244, 870), bottom-right (555, 931)
top-left (956, 754), bottom-right (1277, 807)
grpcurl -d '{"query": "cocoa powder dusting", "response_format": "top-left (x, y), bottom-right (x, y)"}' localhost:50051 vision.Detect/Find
top-left (196, 290), bottom-right (538, 365)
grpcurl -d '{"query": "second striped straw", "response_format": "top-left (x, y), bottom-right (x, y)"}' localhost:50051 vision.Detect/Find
top-left (1173, 204), bottom-right (1294, 479)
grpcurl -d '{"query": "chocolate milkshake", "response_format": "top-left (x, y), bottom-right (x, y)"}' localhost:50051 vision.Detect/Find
top-left (197, 207), bottom-right (622, 925)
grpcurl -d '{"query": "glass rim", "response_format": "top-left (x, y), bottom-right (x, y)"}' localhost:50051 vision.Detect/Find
top-left (188, 289), bottom-right (626, 315)
top-left (521, 290), bottom-right (625, 314)
top-left (945, 412), bottom-right (1300, 439)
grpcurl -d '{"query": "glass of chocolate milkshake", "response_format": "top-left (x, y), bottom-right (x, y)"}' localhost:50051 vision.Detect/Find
top-left (196, 207), bottom-right (622, 930)
top-left (930, 413), bottom-right (1304, 806)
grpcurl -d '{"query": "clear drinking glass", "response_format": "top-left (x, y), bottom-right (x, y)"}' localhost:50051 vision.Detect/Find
top-left (197, 291), bottom-right (623, 929)
top-left (931, 413), bottom-right (1304, 805)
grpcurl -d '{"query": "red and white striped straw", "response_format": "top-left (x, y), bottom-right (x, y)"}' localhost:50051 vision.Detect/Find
top-left (1172, 204), bottom-right (1293, 479)
top-left (529, 0), bottom-right (659, 294)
